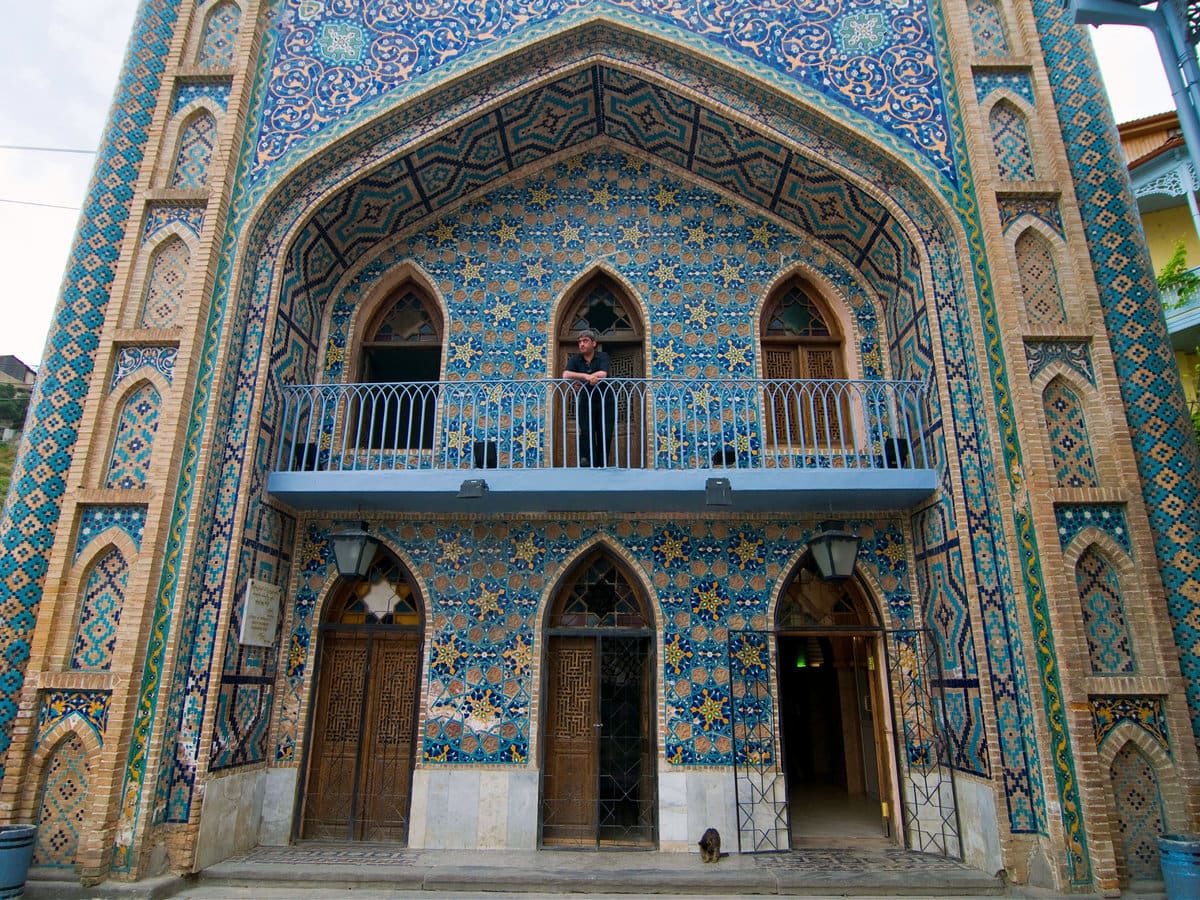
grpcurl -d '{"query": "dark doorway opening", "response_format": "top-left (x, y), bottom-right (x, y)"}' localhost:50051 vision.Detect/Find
top-left (777, 633), bottom-right (889, 847)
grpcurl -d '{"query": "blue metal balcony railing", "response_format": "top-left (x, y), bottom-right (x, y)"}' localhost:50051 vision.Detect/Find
top-left (272, 377), bottom-right (933, 475)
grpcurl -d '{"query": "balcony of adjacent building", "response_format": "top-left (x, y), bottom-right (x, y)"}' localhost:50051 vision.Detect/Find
top-left (267, 376), bottom-right (938, 514)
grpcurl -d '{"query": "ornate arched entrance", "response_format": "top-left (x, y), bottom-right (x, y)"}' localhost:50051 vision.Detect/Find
top-left (300, 550), bottom-right (424, 842)
top-left (774, 568), bottom-right (894, 847)
top-left (540, 550), bottom-right (656, 848)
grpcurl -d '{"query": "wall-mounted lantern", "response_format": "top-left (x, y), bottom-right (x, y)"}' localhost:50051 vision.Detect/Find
top-left (807, 522), bottom-right (861, 581)
top-left (330, 523), bottom-right (380, 580)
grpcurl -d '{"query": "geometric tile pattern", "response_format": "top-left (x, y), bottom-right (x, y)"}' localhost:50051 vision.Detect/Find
top-left (141, 204), bottom-right (204, 242)
top-left (969, 0), bottom-right (1010, 57)
top-left (0, 0), bottom-right (180, 786)
top-left (110, 345), bottom-right (178, 390)
top-left (1090, 695), bottom-right (1169, 753)
top-left (172, 81), bottom-right (229, 115)
top-left (251, 1), bottom-right (956, 180)
top-left (33, 733), bottom-right (90, 869)
top-left (1024, 340), bottom-right (1093, 385)
top-left (1075, 546), bottom-right (1135, 675)
top-left (1109, 742), bottom-right (1166, 882)
top-left (990, 102), bottom-right (1037, 181)
top-left (1035, 0), bottom-right (1200, 749)
top-left (196, 0), bottom-right (240, 70)
top-left (974, 70), bottom-right (1035, 106)
top-left (146, 24), bottom-right (1037, 857)
top-left (275, 516), bottom-right (916, 768)
top-left (169, 112), bottom-right (216, 189)
top-left (73, 505), bottom-right (146, 561)
top-left (104, 382), bottom-right (161, 490)
top-left (1054, 504), bottom-right (1131, 555)
top-left (1043, 378), bottom-right (1099, 488)
top-left (138, 235), bottom-right (189, 328)
top-left (70, 546), bottom-right (129, 671)
top-left (998, 196), bottom-right (1064, 238)
top-left (1017, 230), bottom-right (1066, 324)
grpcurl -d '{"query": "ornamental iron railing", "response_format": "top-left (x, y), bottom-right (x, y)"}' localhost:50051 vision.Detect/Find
top-left (273, 377), bottom-right (932, 475)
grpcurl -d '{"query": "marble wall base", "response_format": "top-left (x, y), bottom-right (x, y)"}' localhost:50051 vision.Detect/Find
top-left (194, 767), bottom-right (266, 871)
top-left (657, 767), bottom-right (737, 853)
top-left (408, 767), bottom-right (540, 849)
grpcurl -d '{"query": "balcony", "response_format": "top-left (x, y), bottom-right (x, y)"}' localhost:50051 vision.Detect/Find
top-left (267, 378), bottom-right (938, 513)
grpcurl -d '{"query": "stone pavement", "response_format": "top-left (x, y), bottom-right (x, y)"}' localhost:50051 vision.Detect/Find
top-left (21, 844), bottom-right (1168, 898)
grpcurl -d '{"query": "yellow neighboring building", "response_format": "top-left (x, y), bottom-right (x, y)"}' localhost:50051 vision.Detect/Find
top-left (1120, 112), bottom-right (1200, 404)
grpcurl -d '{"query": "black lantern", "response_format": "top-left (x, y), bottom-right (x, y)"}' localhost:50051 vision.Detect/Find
top-left (330, 523), bottom-right (380, 580)
top-left (808, 522), bottom-right (861, 581)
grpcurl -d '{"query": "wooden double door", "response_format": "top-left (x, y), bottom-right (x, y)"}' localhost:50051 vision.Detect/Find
top-left (301, 628), bottom-right (421, 842)
top-left (541, 633), bottom-right (656, 847)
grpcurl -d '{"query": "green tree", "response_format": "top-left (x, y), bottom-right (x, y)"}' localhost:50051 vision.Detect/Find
top-left (1157, 238), bottom-right (1200, 308)
top-left (0, 383), bottom-right (29, 427)
top-left (0, 441), bottom-right (15, 504)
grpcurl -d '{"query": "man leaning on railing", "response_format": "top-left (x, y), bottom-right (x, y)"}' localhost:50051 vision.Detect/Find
top-left (562, 328), bottom-right (615, 467)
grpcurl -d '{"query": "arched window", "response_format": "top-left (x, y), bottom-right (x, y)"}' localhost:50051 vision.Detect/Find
top-left (139, 235), bottom-right (190, 327)
top-left (760, 279), bottom-right (847, 447)
top-left (1043, 377), bottom-right (1098, 487)
top-left (1075, 545), bottom-right (1135, 674)
top-left (556, 275), bottom-right (645, 467)
top-left (70, 546), bottom-right (129, 670)
top-left (33, 734), bottom-right (91, 868)
top-left (990, 101), bottom-right (1036, 181)
top-left (170, 112), bottom-right (218, 189)
top-left (196, 1), bottom-right (240, 68)
top-left (105, 382), bottom-right (161, 489)
top-left (357, 284), bottom-right (443, 451)
top-left (1109, 741), bottom-right (1167, 883)
top-left (1016, 229), bottom-right (1066, 325)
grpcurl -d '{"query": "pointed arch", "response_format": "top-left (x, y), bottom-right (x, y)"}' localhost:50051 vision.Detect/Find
top-left (349, 277), bottom-right (446, 452)
top-left (104, 381), bottom-right (162, 490)
top-left (169, 110), bottom-right (218, 189)
top-left (69, 544), bottom-right (131, 670)
top-left (301, 544), bottom-right (425, 842)
top-left (1075, 544), bottom-right (1135, 674)
top-left (138, 233), bottom-right (190, 327)
top-left (1016, 227), bottom-right (1066, 325)
top-left (759, 276), bottom-right (849, 447)
top-left (554, 270), bottom-right (647, 468)
top-left (540, 542), bottom-right (657, 848)
top-left (1043, 375), bottom-right (1099, 487)
top-left (196, 0), bottom-right (240, 68)
top-left (32, 732), bottom-right (92, 868)
top-left (989, 100), bottom-right (1036, 181)
top-left (1108, 739), bottom-right (1168, 883)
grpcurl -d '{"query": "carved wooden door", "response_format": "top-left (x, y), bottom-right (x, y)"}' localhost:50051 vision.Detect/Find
top-left (542, 636), bottom-right (598, 844)
top-left (302, 630), bottom-right (420, 842)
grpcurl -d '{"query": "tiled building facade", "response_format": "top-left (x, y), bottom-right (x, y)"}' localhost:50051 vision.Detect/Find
top-left (1, 0), bottom-right (1198, 893)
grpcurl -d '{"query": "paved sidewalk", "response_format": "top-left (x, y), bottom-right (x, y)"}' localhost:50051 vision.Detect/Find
top-left (26, 844), bottom-right (1010, 898)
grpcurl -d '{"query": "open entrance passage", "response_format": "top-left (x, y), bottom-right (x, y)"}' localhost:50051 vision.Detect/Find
top-left (541, 551), bottom-right (657, 848)
top-left (777, 632), bottom-right (891, 847)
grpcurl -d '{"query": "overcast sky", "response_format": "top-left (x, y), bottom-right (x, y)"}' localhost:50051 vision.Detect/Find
top-left (0, 5), bottom-right (1178, 368)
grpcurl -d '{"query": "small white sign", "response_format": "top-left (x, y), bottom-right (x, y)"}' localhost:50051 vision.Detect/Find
top-left (239, 578), bottom-right (282, 647)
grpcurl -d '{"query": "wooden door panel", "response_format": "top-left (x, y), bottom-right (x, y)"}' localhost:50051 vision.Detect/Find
top-left (302, 634), bottom-right (368, 839)
top-left (542, 636), bottom-right (598, 844)
top-left (359, 633), bottom-right (420, 842)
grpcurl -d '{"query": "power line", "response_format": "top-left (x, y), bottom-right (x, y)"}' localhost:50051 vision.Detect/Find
top-left (0, 144), bottom-right (95, 155)
top-left (0, 198), bottom-right (79, 211)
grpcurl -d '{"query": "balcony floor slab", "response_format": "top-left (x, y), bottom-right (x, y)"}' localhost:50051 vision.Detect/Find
top-left (267, 467), bottom-right (938, 514)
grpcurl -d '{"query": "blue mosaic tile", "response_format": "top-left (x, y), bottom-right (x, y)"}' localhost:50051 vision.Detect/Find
top-left (1055, 504), bottom-right (1131, 555)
